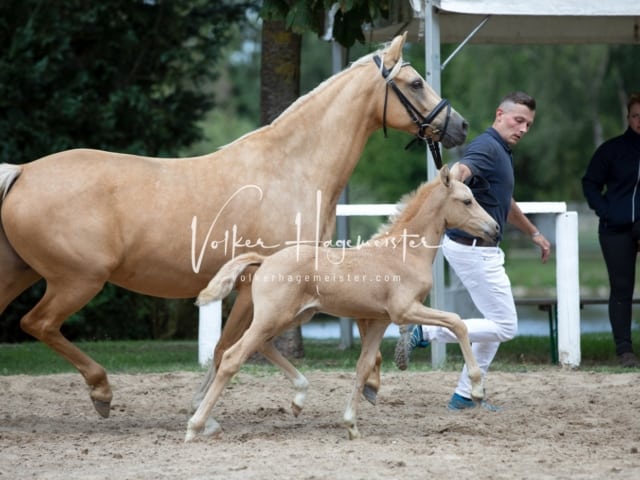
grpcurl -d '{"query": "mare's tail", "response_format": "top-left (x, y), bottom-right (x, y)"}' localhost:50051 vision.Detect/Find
top-left (195, 252), bottom-right (266, 306)
top-left (0, 164), bottom-right (22, 203)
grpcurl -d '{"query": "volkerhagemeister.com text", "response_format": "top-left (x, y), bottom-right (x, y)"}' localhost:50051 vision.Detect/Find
top-left (238, 272), bottom-right (401, 284)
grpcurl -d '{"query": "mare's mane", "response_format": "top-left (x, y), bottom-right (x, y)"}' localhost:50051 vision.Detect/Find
top-left (220, 43), bottom-right (403, 150)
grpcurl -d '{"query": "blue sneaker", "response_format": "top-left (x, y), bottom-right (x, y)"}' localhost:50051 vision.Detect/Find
top-left (447, 392), bottom-right (501, 412)
top-left (394, 325), bottom-right (429, 370)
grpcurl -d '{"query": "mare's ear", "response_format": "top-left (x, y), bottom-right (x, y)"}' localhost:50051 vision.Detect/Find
top-left (385, 32), bottom-right (407, 69)
top-left (439, 164), bottom-right (451, 188)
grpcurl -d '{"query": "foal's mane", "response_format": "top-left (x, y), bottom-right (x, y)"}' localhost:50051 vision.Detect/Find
top-left (371, 177), bottom-right (439, 239)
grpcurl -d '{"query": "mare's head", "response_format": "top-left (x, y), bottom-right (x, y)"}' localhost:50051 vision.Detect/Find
top-left (436, 165), bottom-right (499, 241)
top-left (369, 32), bottom-right (468, 148)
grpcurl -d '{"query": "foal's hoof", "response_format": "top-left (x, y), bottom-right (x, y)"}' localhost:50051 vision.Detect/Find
top-left (291, 402), bottom-right (303, 417)
top-left (185, 418), bottom-right (222, 442)
top-left (362, 385), bottom-right (378, 405)
top-left (92, 399), bottom-right (111, 418)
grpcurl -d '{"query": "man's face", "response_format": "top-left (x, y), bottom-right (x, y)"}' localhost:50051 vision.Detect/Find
top-left (628, 102), bottom-right (640, 135)
top-left (493, 103), bottom-right (535, 146)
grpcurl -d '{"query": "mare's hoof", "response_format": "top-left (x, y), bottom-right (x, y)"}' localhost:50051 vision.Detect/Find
top-left (92, 399), bottom-right (111, 418)
top-left (362, 385), bottom-right (378, 405)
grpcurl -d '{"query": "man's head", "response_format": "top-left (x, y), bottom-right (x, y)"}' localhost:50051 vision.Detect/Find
top-left (627, 93), bottom-right (640, 135)
top-left (492, 91), bottom-right (536, 147)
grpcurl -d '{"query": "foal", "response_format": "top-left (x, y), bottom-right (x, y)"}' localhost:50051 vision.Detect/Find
top-left (186, 165), bottom-right (499, 441)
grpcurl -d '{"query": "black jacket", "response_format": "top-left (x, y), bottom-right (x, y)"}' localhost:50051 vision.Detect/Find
top-left (582, 127), bottom-right (640, 232)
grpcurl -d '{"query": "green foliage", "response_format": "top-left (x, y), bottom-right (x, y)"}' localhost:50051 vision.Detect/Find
top-left (261, 0), bottom-right (389, 47)
top-left (0, 0), bottom-right (254, 162)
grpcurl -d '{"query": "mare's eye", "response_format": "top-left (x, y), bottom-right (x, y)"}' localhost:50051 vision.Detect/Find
top-left (411, 79), bottom-right (423, 90)
top-left (463, 199), bottom-right (472, 206)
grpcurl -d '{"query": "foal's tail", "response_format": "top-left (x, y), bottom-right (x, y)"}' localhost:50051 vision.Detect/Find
top-left (195, 252), bottom-right (266, 306)
top-left (0, 164), bottom-right (22, 203)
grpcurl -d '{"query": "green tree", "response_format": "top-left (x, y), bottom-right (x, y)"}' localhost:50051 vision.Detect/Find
top-left (0, 0), bottom-right (254, 342)
top-left (262, 0), bottom-right (389, 48)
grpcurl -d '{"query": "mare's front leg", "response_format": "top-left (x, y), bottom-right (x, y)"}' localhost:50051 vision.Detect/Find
top-left (397, 302), bottom-right (483, 400)
top-left (355, 318), bottom-right (383, 405)
top-left (191, 276), bottom-right (254, 413)
top-left (344, 321), bottom-right (388, 440)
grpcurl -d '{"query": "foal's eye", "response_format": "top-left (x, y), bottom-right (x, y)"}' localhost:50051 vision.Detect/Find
top-left (410, 79), bottom-right (423, 90)
top-left (463, 199), bottom-right (472, 206)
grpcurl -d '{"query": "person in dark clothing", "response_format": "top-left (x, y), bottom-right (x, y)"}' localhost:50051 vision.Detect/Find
top-left (582, 93), bottom-right (640, 368)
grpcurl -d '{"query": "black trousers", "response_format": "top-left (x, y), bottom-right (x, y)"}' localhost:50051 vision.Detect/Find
top-left (599, 226), bottom-right (639, 356)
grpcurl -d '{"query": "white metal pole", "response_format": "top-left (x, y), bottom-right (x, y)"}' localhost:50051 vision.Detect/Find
top-left (198, 301), bottom-right (221, 366)
top-left (555, 212), bottom-right (581, 367)
top-left (425, 0), bottom-right (447, 367)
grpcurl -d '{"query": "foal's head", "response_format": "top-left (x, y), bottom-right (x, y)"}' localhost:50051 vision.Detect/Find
top-left (438, 166), bottom-right (499, 242)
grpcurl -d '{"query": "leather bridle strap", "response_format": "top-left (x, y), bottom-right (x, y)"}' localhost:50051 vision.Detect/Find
top-left (372, 54), bottom-right (451, 169)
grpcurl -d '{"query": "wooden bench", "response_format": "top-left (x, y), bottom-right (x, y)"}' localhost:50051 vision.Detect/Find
top-left (515, 297), bottom-right (640, 364)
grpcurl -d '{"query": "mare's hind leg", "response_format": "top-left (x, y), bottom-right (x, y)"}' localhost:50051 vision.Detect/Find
top-left (19, 279), bottom-right (113, 417)
top-left (0, 229), bottom-right (41, 314)
top-left (355, 318), bottom-right (382, 405)
top-left (344, 321), bottom-right (388, 440)
top-left (191, 275), bottom-right (254, 413)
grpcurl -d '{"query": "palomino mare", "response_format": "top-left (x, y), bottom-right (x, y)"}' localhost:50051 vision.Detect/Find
top-left (0, 33), bottom-right (467, 418)
top-left (188, 165), bottom-right (500, 441)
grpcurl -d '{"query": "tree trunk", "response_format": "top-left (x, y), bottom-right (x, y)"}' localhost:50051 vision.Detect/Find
top-left (259, 19), bottom-right (305, 359)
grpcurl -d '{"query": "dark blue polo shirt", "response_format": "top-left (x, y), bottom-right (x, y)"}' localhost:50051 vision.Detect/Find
top-left (446, 127), bottom-right (514, 242)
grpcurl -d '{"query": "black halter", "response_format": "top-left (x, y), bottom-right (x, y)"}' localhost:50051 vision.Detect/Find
top-left (372, 54), bottom-right (451, 169)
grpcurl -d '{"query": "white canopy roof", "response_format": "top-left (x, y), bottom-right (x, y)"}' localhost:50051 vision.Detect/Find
top-left (370, 0), bottom-right (640, 44)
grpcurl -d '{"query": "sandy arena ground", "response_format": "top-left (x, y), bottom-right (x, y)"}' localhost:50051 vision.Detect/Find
top-left (1, 368), bottom-right (640, 479)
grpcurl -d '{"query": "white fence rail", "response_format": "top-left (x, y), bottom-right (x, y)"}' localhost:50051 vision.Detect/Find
top-left (198, 202), bottom-right (580, 368)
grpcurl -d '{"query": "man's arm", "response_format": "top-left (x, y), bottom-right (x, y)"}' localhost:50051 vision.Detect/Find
top-left (507, 198), bottom-right (551, 263)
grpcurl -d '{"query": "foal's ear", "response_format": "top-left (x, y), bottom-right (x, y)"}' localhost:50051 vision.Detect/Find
top-left (385, 32), bottom-right (407, 68)
top-left (440, 164), bottom-right (451, 188)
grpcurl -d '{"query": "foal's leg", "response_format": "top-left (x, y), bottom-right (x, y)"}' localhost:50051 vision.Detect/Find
top-left (259, 341), bottom-right (309, 417)
top-left (355, 318), bottom-right (383, 405)
top-left (185, 322), bottom-right (271, 441)
top-left (19, 279), bottom-right (113, 417)
top-left (191, 278), bottom-right (254, 413)
top-left (397, 302), bottom-right (483, 400)
top-left (343, 321), bottom-right (388, 440)
top-left (254, 309), bottom-right (314, 416)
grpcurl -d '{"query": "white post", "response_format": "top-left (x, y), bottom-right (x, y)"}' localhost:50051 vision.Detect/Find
top-left (424, 0), bottom-right (446, 368)
top-left (555, 212), bottom-right (581, 368)
top-left (198, 301), bottom-right (221, 366)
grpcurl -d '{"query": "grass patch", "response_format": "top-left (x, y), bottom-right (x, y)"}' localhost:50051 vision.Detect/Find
top-left (0, 340), bottom-right (201, 376)
top-left (0, 333), bottom-right (628, 376)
